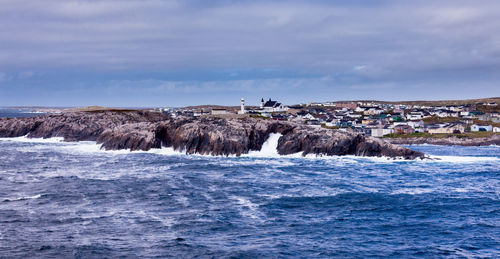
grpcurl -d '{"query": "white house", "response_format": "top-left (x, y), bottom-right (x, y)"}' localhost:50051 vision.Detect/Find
top-left (260, 98), bottom-right (288, 112)
top-left (211, 109), bottom-right (230, 115)
top-left (393, 120), bottom-right (424, 129)
top-left (300, 113), bottom-right (316, 120)
top-left (371, 127), bottom-right (394, 138)
top-left (406, 112), bottom-right (424, 120)
top-left (471, 124), bottom-right (493, 132)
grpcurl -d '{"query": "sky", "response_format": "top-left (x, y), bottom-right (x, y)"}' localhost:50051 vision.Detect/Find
top-left (0, 0), bottom-right (499, 107)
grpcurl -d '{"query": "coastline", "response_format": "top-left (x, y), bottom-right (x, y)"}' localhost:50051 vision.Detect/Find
top-left (385, 134), bottom-right (500, 146)
top-left (0, 111), bottom-right (424, 159)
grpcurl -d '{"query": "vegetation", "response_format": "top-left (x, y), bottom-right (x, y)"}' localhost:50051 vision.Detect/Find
top-left (383, 97), bottom-right (500, 106)
top-left (321, 124), bottom-right (340, 129)
top-left (249, 114), bottom-right (271, 120)
top-left (422, 116), bottom-right (462, 124)
top-left (68, 106), bottom-right (142, 113)
top-left (324, 97), bottom-right (500, 107)
top-left (476, 105), bottom-right (500, 113)
top-left (86, 109), bottom-right (140, 113)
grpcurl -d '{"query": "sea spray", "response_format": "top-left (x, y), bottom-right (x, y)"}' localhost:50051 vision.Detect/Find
top-left (246, 133), bottom-right (282, 157)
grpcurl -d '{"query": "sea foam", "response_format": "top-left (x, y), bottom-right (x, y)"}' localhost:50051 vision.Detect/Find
top-left (1, 135), bottom-right (498, 163)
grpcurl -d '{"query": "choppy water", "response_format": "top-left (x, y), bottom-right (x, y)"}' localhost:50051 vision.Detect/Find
top-left (0, 126), bottom-right (499, 257)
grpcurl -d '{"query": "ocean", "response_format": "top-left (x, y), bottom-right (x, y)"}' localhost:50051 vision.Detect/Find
top-left (0, 108), bottom-right (48, 119)
top-left (0, 109), bottom-right (499, 258)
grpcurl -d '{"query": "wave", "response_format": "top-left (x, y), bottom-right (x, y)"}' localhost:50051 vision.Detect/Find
top-left (3, 194), bottom-right (42, 202)
top-left (230, 195), bottom-right (264, 221)
top-left (245, 133), bottom-right (282, 157)
top-left (2, 135), bottom-right (499, 164)
top-left (391, 188), bottom-right (435, 195)
top-left (0, 136), bottom-right (65, 143)
top-left (426, 155), bottom-right (499, 163)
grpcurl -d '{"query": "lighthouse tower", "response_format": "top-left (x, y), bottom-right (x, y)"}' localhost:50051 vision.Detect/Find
top-left (239, 97), bottom-right (245, 114)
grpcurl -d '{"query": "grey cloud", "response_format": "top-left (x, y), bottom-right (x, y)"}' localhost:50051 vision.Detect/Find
top-left (1, 0), bottom-right (499, 74)
top-left (1, 0), bottom-right (499, 106)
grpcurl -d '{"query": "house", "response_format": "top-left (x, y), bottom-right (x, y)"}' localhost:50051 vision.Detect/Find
top-left (211, 108), bottom-right (230, 115)
top-left (324, 118), bottom-right (339, 127)
top-left (364, 108), bottom-right (384, 115)
top-left (306, 119), bottom-right (321, 126)
top-left (460, 111), bottom-right (470, 116)
top-left (260, 98), bottom-right (288, 112)
top-left (493, 127), bottom-right (500, 133)
top-left (393, 120), bottom-right (424, 129)
top-left (471, 124), bottom-right (493, 132)
top-left (406, 111), bottom-right (424, 120)
top-left (300, 113), bottom-right (316, 120)
top-left (425, 124), bottom-right (442, 134)
top-left (193, 109), bottom-right (210, 117)
top-left (371, 127), bottom-right (394, 138)
top-left (362, 118), bottom-right (377, 125)
top-left (353, 126), bottom-right (371, 135)
top-left (427, 123), bottom-right (465, 134)
top-left (394, 124), bottom-right (415, 134)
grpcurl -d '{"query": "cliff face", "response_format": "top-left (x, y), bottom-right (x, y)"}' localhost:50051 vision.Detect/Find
top-left (0, 111), bottom-right (425, 159)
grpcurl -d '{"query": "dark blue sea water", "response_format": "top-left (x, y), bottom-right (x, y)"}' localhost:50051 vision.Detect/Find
top-left (0, 108), bottom-right (47, 118)
top-left (0, 112), bottom-right (499, 258)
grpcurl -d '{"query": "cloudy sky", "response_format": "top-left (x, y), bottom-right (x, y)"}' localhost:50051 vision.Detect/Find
top-left (1, 0), bottom-right (499, 107)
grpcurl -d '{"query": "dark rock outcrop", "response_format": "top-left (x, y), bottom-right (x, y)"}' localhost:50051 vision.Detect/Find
top-left (0, 111), bottom-right (425, 159)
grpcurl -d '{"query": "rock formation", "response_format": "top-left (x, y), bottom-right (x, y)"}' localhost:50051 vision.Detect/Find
top-left (0, 111), bottom-right (425, 159)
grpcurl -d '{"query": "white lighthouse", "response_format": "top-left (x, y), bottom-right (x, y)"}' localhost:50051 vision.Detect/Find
top-left (239, 97), bottom-right (246, 114)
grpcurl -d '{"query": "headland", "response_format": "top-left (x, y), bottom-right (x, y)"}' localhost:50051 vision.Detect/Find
top-left (0, 110), bottom-right (424, 159)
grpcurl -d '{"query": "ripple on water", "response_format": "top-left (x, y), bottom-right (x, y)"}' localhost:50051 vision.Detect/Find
top-left (0, 139), bottom-right (498, 257)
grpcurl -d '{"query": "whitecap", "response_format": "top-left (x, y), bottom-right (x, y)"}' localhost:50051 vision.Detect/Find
top-left (3, 194), bottom-right (42, 202)
top-left (231, 195), bottom-right (264, 221)
top-left (0, 136), bottom-right (64, 143)
top-left (425, 155), bottom-right (499, 163)
top-left (391, 188), bottom-right (435, 195)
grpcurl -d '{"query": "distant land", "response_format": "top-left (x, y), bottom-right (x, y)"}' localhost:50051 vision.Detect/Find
top-left (323, 97), bottom-right (500, 107)
top-left (1, 96), bottom-right (499, 147)
top-left (3, 97), bottom-right (500, 110)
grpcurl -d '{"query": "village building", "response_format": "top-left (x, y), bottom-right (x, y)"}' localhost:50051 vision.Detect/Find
top-left (371, 126), bottom-right (394, 138)
top-left (193, 109), bottom-right (210, 117)
top-left (394, 125), bottom-right (415, 134)
top-left (471, 124), bottom-right (493, 132)
top-left (260, 98), bottom-right (288, 112)
top-left (406, 111), bottom-right (424, 120)
top-left (211, 108), bottom-right (230, 115)
top-left (427, 123), bottom-right (465, 134)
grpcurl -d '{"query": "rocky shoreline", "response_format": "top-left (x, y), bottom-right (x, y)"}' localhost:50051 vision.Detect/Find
top-left (385, 135), bottom-right (500, 146)
top-left (0, 111), bottom-right (425, 159)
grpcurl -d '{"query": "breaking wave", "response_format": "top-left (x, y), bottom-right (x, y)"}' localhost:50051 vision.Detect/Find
top-left (1, 135), bottom-right (499, 164)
